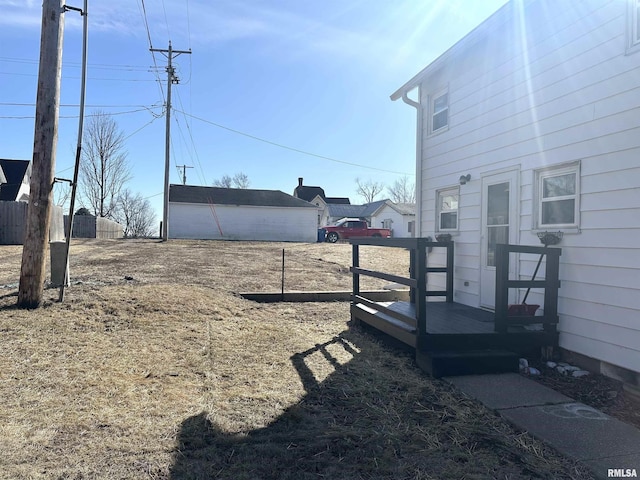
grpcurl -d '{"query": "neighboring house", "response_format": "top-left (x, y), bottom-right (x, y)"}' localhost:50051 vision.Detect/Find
top-left (169, 184), bottom-right (318, 242)
top-left (324, 200), bottom-right (416, 237)
top-left (370, 202), bottom-right (416, 238)
top-left (0, 159), bottom-right (31, 201)
top-left (293, 177), bottom-right (350, 227)
top-left (391, 0), bottom-right (640, 386)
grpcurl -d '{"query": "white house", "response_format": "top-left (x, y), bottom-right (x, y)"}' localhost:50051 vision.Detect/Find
top-left (324, 200), bottom-right (416, 236)
top-left (370, 202), bottom-right (416, 238)
top-left (293, 177), bottom-right (351, 227)
top-left (392, 0), bottom-right (640, 387)
top-left (169, 184), bottom-right (318, 242)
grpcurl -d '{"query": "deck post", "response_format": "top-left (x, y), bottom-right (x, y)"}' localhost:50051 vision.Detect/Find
top-left (446, 241), bottom-right (454, 303)
top-left (543, 248), bottom-right (561, 334)
top-left (494, 243), bottom-right (508, 333)
top-left (351, 243), bottom-right (360, 324)
top-left (409, 248), bottom-right (416, 305)
top-left (415, 238), bottom-right (427, 347)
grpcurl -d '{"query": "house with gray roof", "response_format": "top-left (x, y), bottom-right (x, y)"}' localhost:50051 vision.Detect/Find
top-left (326, 199), bottom-right (416, 238)
top-left (168, 184), bottom-right (318, 242)
top-left (293, 177), bottom-right (351, 227)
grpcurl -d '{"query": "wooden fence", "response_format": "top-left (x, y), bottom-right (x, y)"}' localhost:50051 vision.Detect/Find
top-left (0, 201), bottom-right (64, 245)
top-left (64, 215), bottom-right (124, 239)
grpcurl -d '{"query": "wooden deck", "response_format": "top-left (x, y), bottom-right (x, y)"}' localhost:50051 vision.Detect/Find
top-left (353, 301), bottom-right (556, 344)
top-left (349, 238), bottom-right (561, 377)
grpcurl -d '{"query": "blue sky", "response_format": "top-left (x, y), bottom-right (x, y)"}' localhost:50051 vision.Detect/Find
top-left (0, 0), bottom-right (507, 220)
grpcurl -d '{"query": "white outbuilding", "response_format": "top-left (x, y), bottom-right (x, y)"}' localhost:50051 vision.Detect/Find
top-left (168, 184), bottom-right (318, 242)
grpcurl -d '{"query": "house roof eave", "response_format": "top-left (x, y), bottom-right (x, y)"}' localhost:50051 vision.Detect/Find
top-left (390, 0), bottom-right (515, 102)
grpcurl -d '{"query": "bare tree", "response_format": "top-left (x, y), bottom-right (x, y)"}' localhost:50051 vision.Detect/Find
top-left (387, 176), bottom-right (416, 203)
top-left (355, 178), bottom-right (385, 203)
top-left (80, 110), bottom-right (131, 218)
top-left (114, 189), bottom-right (156, 238)
top-left (53, 181), bottom-right (71, 207)
top-left (212, 172), bottom-right (250, 189)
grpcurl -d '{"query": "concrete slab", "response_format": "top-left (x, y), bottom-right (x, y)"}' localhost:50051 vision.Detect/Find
top-left (445, 373), bottom-right (572, 409)
top-left (500, 403), bottom-right (640, 462)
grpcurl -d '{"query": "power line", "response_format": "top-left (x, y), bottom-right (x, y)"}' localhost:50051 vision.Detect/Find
top-left (174, 89), bottom-right (207, 185)
top-left (0, 102), bottom-right (162, 108)
top-left (0, 56), bottom-right (159, 72)
top-left (138, 0), bottom-right (166, 103)
top-left (174, 109), bottom-right (414, 176)
top-left (0, 106), bottom-right (162, 120)
top-left (0, 71), bottom-right (157, 82)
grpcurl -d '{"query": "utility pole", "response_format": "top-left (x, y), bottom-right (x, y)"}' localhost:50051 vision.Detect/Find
top-left (18, 0), bottom-right (65, 308)
top-left (176, 165), bottom-right (193, 185)
top-left (150, 42), bottom-right (191, 241)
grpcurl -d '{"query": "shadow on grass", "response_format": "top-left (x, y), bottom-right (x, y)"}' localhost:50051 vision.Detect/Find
top-left (168, 328), bottom-right (575, 480)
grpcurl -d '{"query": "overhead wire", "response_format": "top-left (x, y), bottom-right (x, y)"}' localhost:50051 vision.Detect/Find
top-left (174, 89), bottom-right (207, 185)
top-left (173, 109), bottom-right (415, 176)
top-left (138, 0), bottom-right (166, 102)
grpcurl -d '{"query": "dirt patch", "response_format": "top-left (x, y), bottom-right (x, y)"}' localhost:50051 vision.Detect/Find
top-left (0, 239), bottom-right (594, 479)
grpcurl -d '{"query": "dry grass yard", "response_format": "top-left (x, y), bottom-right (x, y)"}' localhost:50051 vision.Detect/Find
top-left (0, 239), bottom-right (594, 479)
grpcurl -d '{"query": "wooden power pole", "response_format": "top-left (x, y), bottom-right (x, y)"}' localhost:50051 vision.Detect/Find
top-left (150, 42), bottom-right (191, 241)
top-left (18, 0), bottom-right (65, 308)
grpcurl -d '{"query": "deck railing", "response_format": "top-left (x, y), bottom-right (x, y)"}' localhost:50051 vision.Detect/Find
top-left (494, 243), bottom-right (562, 334)
top-left (350, 237), bottom-right (454, 338)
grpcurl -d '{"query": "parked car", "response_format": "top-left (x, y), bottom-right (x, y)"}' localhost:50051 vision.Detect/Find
top-left (323, 218), bottom-right (392, 243)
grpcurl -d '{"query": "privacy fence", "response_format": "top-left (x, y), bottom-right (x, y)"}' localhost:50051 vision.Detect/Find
top-left (0, 201), bottom-right (123, 244)
top-left (64, 215), bottom-right (124, 239)
top-left (0, 201), bottom-right (64, 245)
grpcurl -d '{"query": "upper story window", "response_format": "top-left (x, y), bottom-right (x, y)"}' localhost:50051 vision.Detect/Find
top-left (535, 163), bottom-right (580, 229)
top-left (437, 187), bottom-right (459, 231)
top-left (431, 89), bottom-right (449, 133)
top-left (628, 0), bottom-right (640, 53)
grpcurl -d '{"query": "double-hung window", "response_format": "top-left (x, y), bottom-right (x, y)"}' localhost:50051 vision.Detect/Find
top-left (535, 163), bottom-right (580, 229)
top-left (431, 89), bottom-right (449, 133)
top-left (437, 187), bottom-right (459, 231)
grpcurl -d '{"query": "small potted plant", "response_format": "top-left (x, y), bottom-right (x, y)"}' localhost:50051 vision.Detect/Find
top-left (435, 233), bottom-right (452, 243)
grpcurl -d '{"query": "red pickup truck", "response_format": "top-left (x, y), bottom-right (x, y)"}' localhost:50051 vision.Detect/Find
top-left (323, 218), bottom-right (392, 243)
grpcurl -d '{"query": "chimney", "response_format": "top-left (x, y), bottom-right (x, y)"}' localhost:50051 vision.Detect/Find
top-left (298, 177), bottom-right (303, 187)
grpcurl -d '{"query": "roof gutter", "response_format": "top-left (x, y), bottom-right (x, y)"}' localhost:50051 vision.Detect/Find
top-left (392, 86), bottom-right (423, 237)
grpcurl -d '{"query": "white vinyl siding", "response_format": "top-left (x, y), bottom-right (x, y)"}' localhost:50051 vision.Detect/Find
top-left (412, 0), bottom-right (640, 374)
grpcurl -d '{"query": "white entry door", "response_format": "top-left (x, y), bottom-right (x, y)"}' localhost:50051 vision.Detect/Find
top-left (480, 170), bottom-right (519, 309)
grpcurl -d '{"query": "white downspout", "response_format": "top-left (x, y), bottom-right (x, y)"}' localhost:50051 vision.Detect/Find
top-left (401, 88), bottom-right (424, 237)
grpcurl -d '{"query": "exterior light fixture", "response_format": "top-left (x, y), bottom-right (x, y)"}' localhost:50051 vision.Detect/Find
top-left (459, 174), bottom-right (471, 185)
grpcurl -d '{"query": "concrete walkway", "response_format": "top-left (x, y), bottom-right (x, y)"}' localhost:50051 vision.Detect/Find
top-left (445, 373), bottom-right (640, 480)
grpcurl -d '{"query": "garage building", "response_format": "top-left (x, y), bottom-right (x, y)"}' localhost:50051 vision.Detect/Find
top-left (168, 184), bottom-right (318, 242)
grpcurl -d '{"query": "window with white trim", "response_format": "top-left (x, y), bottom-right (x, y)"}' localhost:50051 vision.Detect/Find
top-left (633, 0), bottom-right (640, 45)
top-left (431, 90), bottom-right (448, 133)
top-left (437, 187), bottom-right (459, 231)
top-left (535, 164), bottom-right (580, 228)
top-left (628, 0), bottom-right (640, 52)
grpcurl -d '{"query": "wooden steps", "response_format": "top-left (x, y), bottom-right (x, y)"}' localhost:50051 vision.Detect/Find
top-left (417, 349), bottom-right (519, 378)
top-left (352, 302), bottom-right (524, 378)
top-left (352, 302), bottom-right (416, 347)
